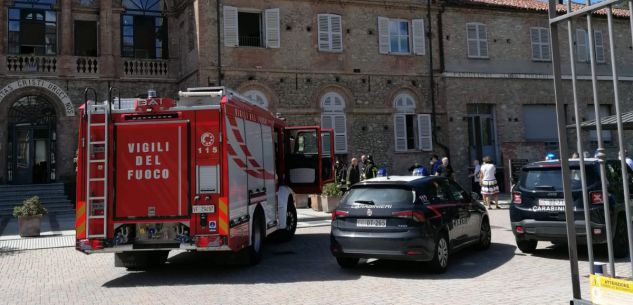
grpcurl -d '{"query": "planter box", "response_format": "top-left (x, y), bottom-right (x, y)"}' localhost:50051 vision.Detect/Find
top-left (294, 194), bottom-right (309, 208)
top-left (18, 215), bottom-right (43, 237)
top-left (309, 194), bottom-right (322, 211)
top-left (321, 195), bottom-right (341, 213)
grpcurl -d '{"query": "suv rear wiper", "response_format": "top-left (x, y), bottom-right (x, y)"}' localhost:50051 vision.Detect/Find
top-left (354, 200), bottom-right (375, 205)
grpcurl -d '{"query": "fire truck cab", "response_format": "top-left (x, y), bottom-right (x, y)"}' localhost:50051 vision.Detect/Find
top-left (75, 87), bottom-right (335, 268)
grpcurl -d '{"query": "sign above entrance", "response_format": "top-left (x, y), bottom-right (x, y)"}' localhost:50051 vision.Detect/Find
top-left (0, 79), bottom-right (75, 116)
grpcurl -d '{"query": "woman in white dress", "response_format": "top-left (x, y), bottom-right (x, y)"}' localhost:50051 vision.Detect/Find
top-left (479, 156), bottom-right (499, 209)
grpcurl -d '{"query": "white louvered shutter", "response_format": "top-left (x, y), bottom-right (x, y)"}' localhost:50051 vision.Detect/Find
top-left (477, 24), bottom-right (488, 58)
top-left (333, 115), bottom-right (347, 153)
top-left (394, 114), bottom-right (407, 152)
top-left (317, 14), bottom-right (331, 51)
top-left (576, 29), bottom-right (588, 62)
top-left (594, 31), bottom-right (605, 63)
top-left (412, 19), bottom-right (425, 55)
top-left (378, 16), bottom-right (390, 54)
top-left (330, 15), bottom-right (343, 52)
top-left (540, 28), bottom-right (551, 60)
top-left (321, 114), bottom-right (333, 130)
top-left (417, 114), bottom-right (433, 151)
top-left (265, 8), bottom-right (280, 48)
top-left (530, 28), bottom-right (541, 60)
top-left (467, 23), bottom-right (478, 57)
top-left (223, 6), bottom-right (238, 47)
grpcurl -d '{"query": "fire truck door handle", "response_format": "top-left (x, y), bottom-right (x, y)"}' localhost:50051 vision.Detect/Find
top-left (194, 196), bottom-right (200, 201)
top-left (205, 196), bottom-right (211, 201)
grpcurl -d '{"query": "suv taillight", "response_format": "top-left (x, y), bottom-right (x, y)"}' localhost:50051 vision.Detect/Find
top-left (392, 210), bottom-right (425, 223)
top-left (590, 192), bottom-right (603, 205)
top-left (512, 192), bottom-right (522, 204)
top-left (332, 210), bottom-right (349, 220)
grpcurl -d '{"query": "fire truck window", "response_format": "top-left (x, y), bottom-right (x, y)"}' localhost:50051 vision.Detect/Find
top-left (295, 132), bottom-right (317, 155)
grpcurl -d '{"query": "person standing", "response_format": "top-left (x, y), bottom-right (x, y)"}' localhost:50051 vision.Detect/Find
top-left (346, 158), bottom-right (361, 187)
top-left (430, 154), bottom-right (442, 175)
top-left (363, 155), bottom-right (378, 180)
top-left (435, 157), bottom-right (454, 180)
top-left (469, 159), bottom-right (481, 194)
top-left (479, 156), bottom-right (499, 209)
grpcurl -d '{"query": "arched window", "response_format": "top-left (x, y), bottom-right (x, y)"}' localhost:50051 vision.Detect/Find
top-left (242, 90), bottom-right (269, 109)
top-left (8, 0), bottom-right (58, 55)
top-left (122, 0), bottom-right (168, 59)
top-left (321, 92), bottom-right (347, 153)
top-left (393, 93), bottom-right (432, 152)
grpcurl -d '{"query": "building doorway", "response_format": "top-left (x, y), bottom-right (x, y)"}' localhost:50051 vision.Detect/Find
top-left (7, 96), bottom-right (57, 184)
top-left (467, 104), bottom-right (499, 164)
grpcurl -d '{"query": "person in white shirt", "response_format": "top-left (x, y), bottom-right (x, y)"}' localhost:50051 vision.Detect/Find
top-left (469, 159), bottom-right (481, 195)
top-left (479, 156), bottom-right (499, 209)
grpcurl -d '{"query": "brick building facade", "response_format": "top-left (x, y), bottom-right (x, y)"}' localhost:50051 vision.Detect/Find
top-left (0, 0), bottom-right (631, 192)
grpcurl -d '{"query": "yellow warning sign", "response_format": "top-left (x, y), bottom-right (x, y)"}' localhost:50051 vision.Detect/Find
top-left (590, 274), bottom-right (633, 305)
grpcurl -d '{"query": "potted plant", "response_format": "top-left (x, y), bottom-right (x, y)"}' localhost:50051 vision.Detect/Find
top-left (309, 193), bottom-right (322, 212)
top-left (13, 196), bottom-right (47, 237)
top-left (321, 183), bottom-right (343, 213)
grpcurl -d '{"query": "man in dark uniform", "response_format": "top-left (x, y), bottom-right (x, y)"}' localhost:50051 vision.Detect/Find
top-left (346, 158), bottom-right (361, 187)
top-left (363, 155), bottom-right (378, 180)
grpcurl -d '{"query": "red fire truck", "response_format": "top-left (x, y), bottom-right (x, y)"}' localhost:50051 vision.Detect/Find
top-left (75, 87), bottom-right (334, 268)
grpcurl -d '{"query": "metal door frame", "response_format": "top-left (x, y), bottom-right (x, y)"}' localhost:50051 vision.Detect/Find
top-left (549, 0), bottom-right (633, 302)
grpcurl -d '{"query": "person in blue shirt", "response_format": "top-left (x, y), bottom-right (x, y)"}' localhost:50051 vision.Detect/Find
top-left (429, 154), bottom-right (442, 175)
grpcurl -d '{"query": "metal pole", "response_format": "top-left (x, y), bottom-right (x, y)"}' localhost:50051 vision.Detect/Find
top-left (549, 0), bottom-right (581, 299)
top-left (566, 0), bottom-right (594, 273)
top-left (586, 0), bottom-right (616, 277)
top-left (611, 4), bottom-right (633, 274)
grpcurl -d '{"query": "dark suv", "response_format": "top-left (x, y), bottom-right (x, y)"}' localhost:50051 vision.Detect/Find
top-left (510, 159), bottom-right (632, 257)
top-left (330, 176), bottom-right (490, 273)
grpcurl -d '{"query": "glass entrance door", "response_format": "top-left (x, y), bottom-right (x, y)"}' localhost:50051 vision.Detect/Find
top-left (14, 127), bottom-right (34, 184)
top-left (467, 105), bottom-right (498, 164)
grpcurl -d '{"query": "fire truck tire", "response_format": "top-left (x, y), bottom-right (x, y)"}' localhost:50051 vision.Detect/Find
top-left (278, 199), bottom-right (297, 242)
top-left (114, 251), bottom-right (169, 270)
top-left (247, 210), bottom-right (266, 265)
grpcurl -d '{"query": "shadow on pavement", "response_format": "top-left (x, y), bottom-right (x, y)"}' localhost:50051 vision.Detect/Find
top-left (103, 233), bottom-right (517, 287)
top-left (525, 242), bottom-right (631, 263)
top-left (346, 242), bottom-right (516, 280)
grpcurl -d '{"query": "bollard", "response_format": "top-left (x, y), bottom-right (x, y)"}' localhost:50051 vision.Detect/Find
top-left (593, 262), bottom-right (607, 275)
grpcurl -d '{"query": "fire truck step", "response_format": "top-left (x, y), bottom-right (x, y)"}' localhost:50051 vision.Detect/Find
top-left (89, 178), bottom-right (105, 182)
top-left (90, 123), bottom-right (106, 127)
top-left (89, 197), bottom-right (105, 200)
top-left (89, 159), bottom-right (106, 163)
top-left (88, 215), bottom-right (106, 219)
top-left (90, 141), bottom-right (106, 145)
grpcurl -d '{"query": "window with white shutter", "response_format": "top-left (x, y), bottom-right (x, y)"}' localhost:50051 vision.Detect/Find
top-left (594, 31), bottom-right (605, 63)
top-left (265, 8), bottom-right (280, 48)
top-left (417, 114), bottom-right (433, 151)
top-left (317, 14), bottom-right (343, 52)
top-left (393, 93), bottom-right (431, 151)
top-left (223, 6), bottom-right (238, 47)
top-left (378, 16), bottom-right (390, 54)
top-left (530, 27), bottom-right (550, 61)
top-left (225, 7), bottom-right (280, 48)
top-left (466, 23), bottom-right (488, 58)
top-left (576, 29), bottom-right (606, 63)
top-left (321, 92), bottom-right (347, 153)
top-left (412, 19), bottom-right (425, 55)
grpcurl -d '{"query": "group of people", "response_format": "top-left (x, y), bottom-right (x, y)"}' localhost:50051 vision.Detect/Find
top-left (408, 154), bottom-right (454, 180)
top-left (470, 156), bottom-right (500, 209)
top-left (334, 154), bottom-right (379, 189)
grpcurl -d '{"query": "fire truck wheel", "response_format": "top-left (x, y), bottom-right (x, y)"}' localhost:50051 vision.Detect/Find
top-left (247, 210), bottom-right (266, 265)
top-left (278, 200), bottom-right (297, 242)
top-left (114, 251), bottom-right (169, 270)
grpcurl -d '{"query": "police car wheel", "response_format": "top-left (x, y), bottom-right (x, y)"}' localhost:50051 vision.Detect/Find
top-left (477, 217), bottom-right (492, 250)
top-left (429, 234), bottom-right (449, 273)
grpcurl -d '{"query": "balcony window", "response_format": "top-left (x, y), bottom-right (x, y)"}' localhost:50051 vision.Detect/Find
top-left (121, 0), bottom-right (168, 59)
top-left (8, 0), bottom-right (58, 55)
top-left (74, 20), bottom-right (98, 57)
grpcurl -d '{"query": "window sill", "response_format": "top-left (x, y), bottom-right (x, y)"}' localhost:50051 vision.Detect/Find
top-left (318, 49), bottom-right (343, 53)
top-left (467, 56), bottom-right (490, 59)
top-left (388, 52), bottom-right (412, 56)
top-left (531, 59), bottom-right (552, 62)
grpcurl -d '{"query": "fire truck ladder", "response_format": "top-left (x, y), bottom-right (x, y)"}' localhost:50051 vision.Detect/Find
top-left (84, 88), bottom-right (110, 239)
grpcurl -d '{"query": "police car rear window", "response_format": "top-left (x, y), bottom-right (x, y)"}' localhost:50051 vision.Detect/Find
top-left (341, 186), bottom-right (414, 207)
top-left (519, 166), bottom-right (598, 191)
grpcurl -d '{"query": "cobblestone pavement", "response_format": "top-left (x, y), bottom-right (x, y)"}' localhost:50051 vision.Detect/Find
top-left (0, 208), bottom-right (631, 305)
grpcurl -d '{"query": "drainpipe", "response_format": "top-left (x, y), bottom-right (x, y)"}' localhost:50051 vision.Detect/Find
top-left (216, 0), bottom-right (223, 85)
top-left (427, 0), bottom-right (450, 158)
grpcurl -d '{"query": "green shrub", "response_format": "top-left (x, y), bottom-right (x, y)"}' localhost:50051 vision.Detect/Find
top-left (13, 196), bottom-right (48, 217)
top-left (322, 183), bottom-right (342, 197)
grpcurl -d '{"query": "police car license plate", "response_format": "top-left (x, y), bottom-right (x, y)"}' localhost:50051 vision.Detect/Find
top-left (356, 219), bottom-right (387, 227)
top-left (192, 205), bottom-right (215, 213)
top-left (538, 199), bottom-right (565, 207)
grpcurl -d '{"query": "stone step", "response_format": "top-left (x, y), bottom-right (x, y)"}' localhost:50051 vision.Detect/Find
top-left (0, 195), bottom-right (69, 202)
top-left (0, 189), bottom-right (66, 197)
top-left (0, 183), bottom-right (65, 191)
